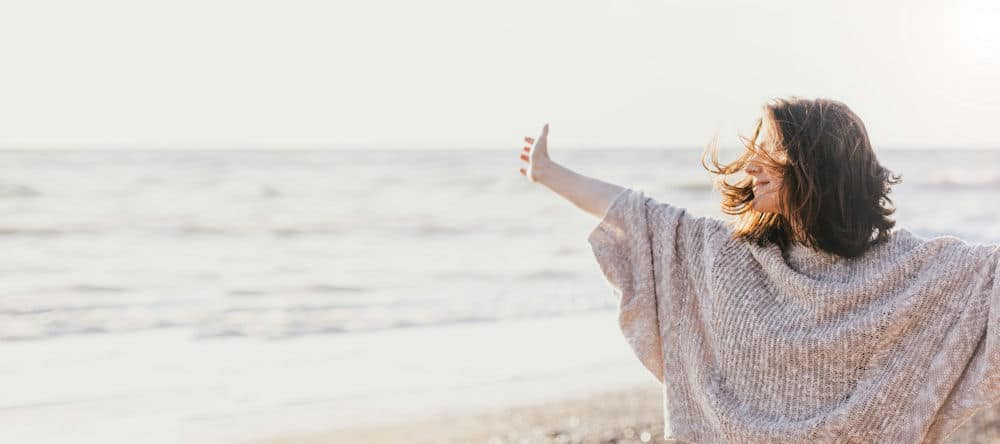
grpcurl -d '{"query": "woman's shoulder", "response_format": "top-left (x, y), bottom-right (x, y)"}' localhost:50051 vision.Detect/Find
top-left (850, 228), bottom-right (999, 287)
top-left (742, 227), bottom-right (952, 269)
top-left (891, 227), bottom-right (999, 259)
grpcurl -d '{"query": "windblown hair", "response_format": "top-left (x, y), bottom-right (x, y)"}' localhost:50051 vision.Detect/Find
top-left (701, 97), bottom-right (902, 258)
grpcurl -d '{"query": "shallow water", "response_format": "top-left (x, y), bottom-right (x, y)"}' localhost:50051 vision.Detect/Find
top-left (0, 148), bottom-right (997, 341)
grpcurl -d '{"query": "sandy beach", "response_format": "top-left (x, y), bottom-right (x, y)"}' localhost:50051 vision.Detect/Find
top-left (252, 381), bottom-right (999, 444)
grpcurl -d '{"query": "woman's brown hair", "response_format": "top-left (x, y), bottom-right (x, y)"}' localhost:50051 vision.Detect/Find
top-left (701, 97), bottom-right (902, 258)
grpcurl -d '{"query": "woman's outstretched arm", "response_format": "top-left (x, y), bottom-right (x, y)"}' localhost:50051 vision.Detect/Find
top-left (518, 124), bottom-right (626, 219)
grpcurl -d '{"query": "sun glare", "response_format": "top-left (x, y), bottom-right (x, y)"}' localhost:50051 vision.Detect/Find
top-left (958, 0), bottom-right (1000, 59)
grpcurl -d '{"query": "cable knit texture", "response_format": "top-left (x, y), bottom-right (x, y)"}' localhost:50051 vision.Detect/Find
top-left (587, 188), bottom-right (1000, 443)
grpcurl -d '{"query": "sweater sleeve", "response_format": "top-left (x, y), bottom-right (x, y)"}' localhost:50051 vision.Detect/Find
top-left (928, 245), bottom-right (1000, 441)
top-left (586, 188), bottom-right (729, 383)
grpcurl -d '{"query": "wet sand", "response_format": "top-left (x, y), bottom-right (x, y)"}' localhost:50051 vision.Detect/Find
top-left (251, 381), bottom-right (999, 444)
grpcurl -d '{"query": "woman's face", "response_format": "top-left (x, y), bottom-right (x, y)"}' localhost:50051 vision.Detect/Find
top-left (745, 119), bottom-right (786, 215)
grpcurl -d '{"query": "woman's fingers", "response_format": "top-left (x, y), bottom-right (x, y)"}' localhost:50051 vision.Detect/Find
top-left (519, 125), bottom-right (549, 180)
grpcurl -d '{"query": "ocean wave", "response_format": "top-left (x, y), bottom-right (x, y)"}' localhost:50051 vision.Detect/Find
top-left (14, 284), bottom-right (131, 294)
top-left (0, 227), bottom-right (101, 237)
top-left (673, 182), bottom-right (715, 192)
top-left (194, 329), bottom-right (251, 339)
top-left (433, 270), bottom-right (502, 280)
top-left (283, 303), bottom-right (366, 312)
top-left (194, 324), bottom-right (350, 340)
top-left (0, 302), bottom-right (135, 316)
top-left (411, 223), bottom-right (478, 236)
top-left (218, 303), bottom-right (364, 315)
top-left (0, 305), bottom-right (616, 342)
top-left (259, 185), bottom-right (282, 198)
top-left (0, 266), bottom-right (66, 275)
top-left (916, 176), bottom-right (1000, 190)
top-left (191, 306), bottom-right (616, 341)
top-left (154, 225), bottom-right (351, 237)
top-left (305, 284), bottom-right (367, 293)
top-left (227, 289), bottom-right (270, 297)
top-left (226, 285), bottom-right (369, 298)
top-left (0, 318), bottom-right (189, 342)
top-left (0, 183), bottom-right (41, 198)
top-left (1, 326), bottom-right (109, 342)
top-left (194, 317), bottom-right (493, 341)
top-left (178, 225), bottom-right (241, 236)
top-left (271, 226), bottom-right (345, 237)
top-left (271, 307), bottom-right (616, 340)
top-left (72, 284), bottom-right (130, 293)
top-left (522, 270), bottom-right (580, 281)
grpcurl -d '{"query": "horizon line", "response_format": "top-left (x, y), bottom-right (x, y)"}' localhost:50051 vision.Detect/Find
top-left (0, 145), bottom-right (997, 151)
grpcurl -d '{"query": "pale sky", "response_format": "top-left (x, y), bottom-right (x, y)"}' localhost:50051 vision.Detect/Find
top-left (1, 0), bottom-right (998, 150)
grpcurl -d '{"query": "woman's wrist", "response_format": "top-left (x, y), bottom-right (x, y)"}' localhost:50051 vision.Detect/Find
top-left (531, 156), bottom-right (557, 185)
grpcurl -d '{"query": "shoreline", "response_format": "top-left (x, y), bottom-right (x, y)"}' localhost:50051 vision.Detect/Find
top-left (251, 382), bottom-right (1000, 444)
top-left (250, 381), bottom-right (670, 444)
top-left (0, 311), bottom-right (655, 443)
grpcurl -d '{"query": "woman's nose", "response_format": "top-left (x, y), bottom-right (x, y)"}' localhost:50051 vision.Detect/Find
top-left (745, 160), bottom-right (761, 175)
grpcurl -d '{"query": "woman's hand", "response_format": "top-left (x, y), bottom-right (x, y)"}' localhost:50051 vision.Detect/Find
top-left (514, 123), bottom-right (625, 218)
top-left (518, 123), bottom-right (553, 184)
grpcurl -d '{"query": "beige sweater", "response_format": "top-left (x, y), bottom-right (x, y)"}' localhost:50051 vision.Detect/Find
top-left (587, 188), bottom-right (1000, 443)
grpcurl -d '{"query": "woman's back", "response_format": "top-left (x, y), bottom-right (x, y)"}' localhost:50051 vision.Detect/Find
top-left (588, 187), bottom-right (1000, 443)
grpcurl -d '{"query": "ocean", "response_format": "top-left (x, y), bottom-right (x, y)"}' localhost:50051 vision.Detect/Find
top-left (3, 148), bottom-right (997, 342)
top-left (0, 148), bottom-right (997, 442)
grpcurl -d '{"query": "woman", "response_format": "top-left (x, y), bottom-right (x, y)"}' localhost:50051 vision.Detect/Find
top-left (516, 97), bottom-right (999, 443)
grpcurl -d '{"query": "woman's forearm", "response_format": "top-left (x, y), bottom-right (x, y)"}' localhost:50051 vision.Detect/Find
top-left (535, 160), bottom-right (627, 220)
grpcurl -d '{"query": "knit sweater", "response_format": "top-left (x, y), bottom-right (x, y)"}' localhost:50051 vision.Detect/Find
top-left (587, 188), bottom-right (1000, 443)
